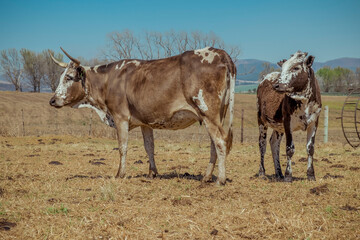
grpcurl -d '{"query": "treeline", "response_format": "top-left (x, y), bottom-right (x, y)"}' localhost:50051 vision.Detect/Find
top-left (0, 30), bottom-right (240, 92)
top-left (316, 66), bottom-right (360, 93)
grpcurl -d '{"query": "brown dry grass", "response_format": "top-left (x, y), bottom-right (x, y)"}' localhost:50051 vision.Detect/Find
top-left (0, 92), bottom-right (359, 239)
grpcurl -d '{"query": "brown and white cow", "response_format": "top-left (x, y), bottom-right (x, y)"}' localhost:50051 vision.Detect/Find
top-left (49, 47), bottom-right (236, 185)
top-left (257, 51), bottom-right (322, 182)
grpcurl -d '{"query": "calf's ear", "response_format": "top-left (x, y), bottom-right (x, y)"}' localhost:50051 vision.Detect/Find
top-left (277, 59), bottom-right (287, 67)
top-left (306, 55), bottom-right (315, 67)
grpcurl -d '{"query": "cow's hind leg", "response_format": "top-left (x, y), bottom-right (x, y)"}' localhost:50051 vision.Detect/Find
top-left (141, 126), bottom-right (158, 178)
top-left (270, 130), bottom-right (284, 180)
top-left (203, 119), bottom-right (227, 185)
top-left (203, 139), bottom-right (217, 182)
top-left (115, 120), bottom-right (129, 178)
top-left (258, 124), bottom-right (268, 178)
top-left (306, 122), bottom-right (318, 181)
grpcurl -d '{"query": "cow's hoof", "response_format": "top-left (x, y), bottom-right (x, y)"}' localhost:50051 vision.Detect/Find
top-left (115, 172), bottom-right (126, 179)
top-left (275, 174), bottom-right (284, 181)
top-left (216, 179), bottom-right (226, 186)
top-left (284, 175), bottom-right (292, 182)
top-left (202, 173), bottom-right (214, 182)
top-left (307, 175), bottom-right (316, 181)
top-left (147, 170), bottom-right (157, 179)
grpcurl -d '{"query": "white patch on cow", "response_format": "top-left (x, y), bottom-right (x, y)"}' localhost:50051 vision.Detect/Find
top-left (93, 65), bottom-right (101, 73)
top-left (279, 51), bottom-right (306, 84)
top-left (288, 80), bottom-right (312, 101)
top-left (127, 60), bottom-right (140, 67)
top-left (193, 89), bottom-right (208, 112)
top-left (55, 64), bottom-right (72, 100)
top-left (194, 47), bottom-right (219, 64)
top-left (74, 102), bottom-right (115, 128)
top-left (116, 61), bottom-right (126, 70)
top-left (82, 66), bottom-right (91, 71)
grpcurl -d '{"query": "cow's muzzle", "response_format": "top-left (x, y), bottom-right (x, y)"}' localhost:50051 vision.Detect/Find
top-left (49, 96), bottom-right (63, 108)
top-left (272, 83), bottom-right (287, 93)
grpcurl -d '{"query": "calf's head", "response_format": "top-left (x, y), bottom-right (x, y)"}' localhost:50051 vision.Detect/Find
top-left (273, 51), bottom-right (315, 94)
top-left (49, 48), bottom-right (86, 108)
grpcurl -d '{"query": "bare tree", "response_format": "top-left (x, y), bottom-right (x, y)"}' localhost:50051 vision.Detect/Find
top-left (20, 49), bottom-right (46, 92)
top-left (258, 62), bottom-right (279, 81)
top-left (0, 49), bottom-right (23, 91)
top-left (103, 30), bottom-right (241, 62)
top-left (42, 50), bottom-right (64, 92)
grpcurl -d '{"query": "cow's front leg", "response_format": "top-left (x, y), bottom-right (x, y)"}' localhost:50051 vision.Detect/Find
top-left (270, 130), bottom-right (284, 180)
top-left (306, 122), bottom-right (318, 181)
top-left (115, 120), bottom-right (129, 178)
top-left (284, 117), bottom-right (294, 182)
top-left (141, 126), bottom-right (158, 178)
top-left (258, 124), bottom-right (268, 178)
top-left (203, 139), bottom-right (217, 182)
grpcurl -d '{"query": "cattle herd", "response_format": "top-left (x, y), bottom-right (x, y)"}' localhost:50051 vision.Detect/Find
top-left (49, 47), bottom-right (321, 185)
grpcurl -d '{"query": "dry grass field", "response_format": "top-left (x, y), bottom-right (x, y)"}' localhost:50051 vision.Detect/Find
top-left (0, 92), bottom-right (359, 239)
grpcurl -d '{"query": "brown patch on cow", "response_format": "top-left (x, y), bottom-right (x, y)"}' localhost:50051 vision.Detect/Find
top-left (323, 173), bottom-right (344, 179)
top-left (49, 161), bottom-right (63, 165)
top-left (310, 184), bottom-right (329, 195)
top-left (330, 164), bottom-right (345, 168)
top-left (321, 158), bottom-right (332, 163)
top-left (340, 204), bottom-right (359, 211)
top-left (172, 198), bottom-right (192, 206)
top-left (0, 220), bottom-right (16, 231)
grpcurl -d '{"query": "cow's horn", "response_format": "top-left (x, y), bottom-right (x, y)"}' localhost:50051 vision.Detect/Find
top-left (60, 47), bottom-right (80, 66)
top-left (48, 50), bottom-right (68, 68)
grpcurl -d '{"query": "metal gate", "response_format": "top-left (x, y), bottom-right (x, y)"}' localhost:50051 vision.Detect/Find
top-left (341, 88), bottom-right (360, 148)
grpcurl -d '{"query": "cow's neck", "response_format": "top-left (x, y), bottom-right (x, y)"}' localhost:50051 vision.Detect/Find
top-left (72, 66), bottom-right (116, 128)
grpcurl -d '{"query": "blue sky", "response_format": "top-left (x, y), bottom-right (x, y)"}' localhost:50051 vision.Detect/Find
top-left (0, 0), bottom-right (359, 63)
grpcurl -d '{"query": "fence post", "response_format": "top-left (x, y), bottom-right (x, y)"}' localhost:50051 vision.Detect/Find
top-left (324, 105), bottom-right (328, 143)
top-left (21, 108), bottom-right (25, 136)
top-left (89, 110), bottom-right (93, 136)
top-left (241, 109), bottom-right (244, 143)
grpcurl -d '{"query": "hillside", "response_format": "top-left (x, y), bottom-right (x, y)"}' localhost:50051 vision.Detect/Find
top-left (236, 57), bottom-right (360, 82)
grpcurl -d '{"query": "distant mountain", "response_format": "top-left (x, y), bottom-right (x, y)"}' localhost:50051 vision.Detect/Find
top-left (236, 57), bottom-right (360, 82)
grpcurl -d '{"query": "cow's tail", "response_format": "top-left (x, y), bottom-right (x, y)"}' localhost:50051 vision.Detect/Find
top-left (226, 70), bottom-right (235, 155)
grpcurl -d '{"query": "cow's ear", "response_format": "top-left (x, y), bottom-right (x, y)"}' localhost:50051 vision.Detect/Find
top-left (306, 55), bottom-right (315, 67)
top-left (76, 66), bottom-right (86, 87)
top-left (277, 59), bottom-right (287, 67)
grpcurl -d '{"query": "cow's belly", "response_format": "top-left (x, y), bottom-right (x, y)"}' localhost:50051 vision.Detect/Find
top-left (148, 110), bottom-right (198, 130)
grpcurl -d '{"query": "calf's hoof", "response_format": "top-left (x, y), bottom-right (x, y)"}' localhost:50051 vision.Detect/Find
top-left (284, 175), bottom-right (292, 183)
top-left (202, 174), bottom-right (213, 183)
top-left (147, 170), bottom-right (157, 179)
top-left (115, 172), bottom-right (126, 179)
top-left (307, 175), bottom-right (316, 181)
top-left (275, 174), bottom-right (284, 181)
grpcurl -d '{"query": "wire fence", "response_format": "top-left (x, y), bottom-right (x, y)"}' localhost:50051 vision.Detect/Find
top-left (0, 104), bottom-right (347, 147)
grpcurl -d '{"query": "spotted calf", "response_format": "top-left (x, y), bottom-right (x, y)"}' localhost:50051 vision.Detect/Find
top-left (257, 51), bottom-right (322, 182)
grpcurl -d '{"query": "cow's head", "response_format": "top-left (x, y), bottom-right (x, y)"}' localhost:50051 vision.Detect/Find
top-left (273, 51), bottom-right (315, 94)
top-left (49, 48), bottom-right (87, 108)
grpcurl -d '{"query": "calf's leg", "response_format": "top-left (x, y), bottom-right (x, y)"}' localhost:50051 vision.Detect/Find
top-left (306, 122), bottom-right (318, 181)
top-left (258, 124), bottom-right (268, 177)
top-left (141, 126), bottom-right (158, 178)
top-left (284, 118), bottom-right (294, 182)
top-left (270, 130), bottom-right (284, 179)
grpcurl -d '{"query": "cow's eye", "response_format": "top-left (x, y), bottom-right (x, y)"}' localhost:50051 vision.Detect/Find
top-left (66, 75), bottom-right (74, 81)
top-left (292, 67), bottom-right (300, 71)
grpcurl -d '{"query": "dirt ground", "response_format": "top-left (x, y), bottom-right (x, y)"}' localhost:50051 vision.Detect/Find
top-left (0, 135), bottom-right (359, 239)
